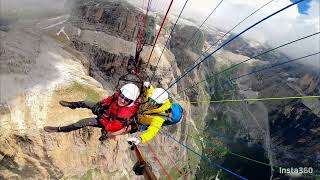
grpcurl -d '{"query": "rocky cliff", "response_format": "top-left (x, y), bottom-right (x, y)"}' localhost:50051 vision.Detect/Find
top-left (193, 29), bottom-right (320, 179)
top-left (1, 0), bottom-right (319, 179)
top-left (0, 0), bottom-right (206, 179)
top-left (69, 0), bottom-right (155, 45)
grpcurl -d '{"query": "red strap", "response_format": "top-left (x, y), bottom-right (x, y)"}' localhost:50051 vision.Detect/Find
top-left (145, 0), bottom-right (174, 69)
top-left (147, 144), bottom-right (172, 180)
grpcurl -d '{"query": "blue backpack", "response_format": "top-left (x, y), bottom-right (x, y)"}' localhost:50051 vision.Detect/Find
top-left (139, 103), bottom-right (184, 132)
top-left (163, 103), bottom-right (184, 126)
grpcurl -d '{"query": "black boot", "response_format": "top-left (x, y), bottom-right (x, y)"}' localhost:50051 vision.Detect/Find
top-left (59, 101), bottom-right (85, 109)
top-left (99, 129), bottom-right (109, 141)
top-left (44, 126), bottom-right (60, 133)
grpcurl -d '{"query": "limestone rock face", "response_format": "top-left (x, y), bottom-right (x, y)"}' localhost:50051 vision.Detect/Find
top-left (0, 27), bottom-right (185, 180)
top-left (7, 0), bottom-right (320, 179)
top-left (69, 0), bottom-right (155, 45)
top-left (0, 1), bottom-right (190, 178)
top-left (299, 73), bottom-right (320, 94)
top-left (0, 23), bottom-right (128, 179)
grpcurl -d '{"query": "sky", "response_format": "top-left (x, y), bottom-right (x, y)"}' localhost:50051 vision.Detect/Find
top-left (291, 0), bottom-right (312, 14)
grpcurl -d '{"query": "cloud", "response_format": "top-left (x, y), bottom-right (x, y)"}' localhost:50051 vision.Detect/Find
top-left (2, 0), bottom-right (318, 67)
top-left (291, 0), bottom-right (312, 15)
top-left (1, 0), bottom-right (69, 18)
top-left (220, 0), bottom-right (320, 68)
top-left (131, 0), bottom-right (319, 68)
top-left (212, 0), bottom-right (319, 67)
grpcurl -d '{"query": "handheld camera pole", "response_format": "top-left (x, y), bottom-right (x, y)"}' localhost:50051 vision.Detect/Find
top-left (128, 141), bottom-right (157, 180)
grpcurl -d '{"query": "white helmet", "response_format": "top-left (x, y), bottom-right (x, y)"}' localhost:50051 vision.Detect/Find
top-left (150, 88), bottom-right (169, 104)
top-left (120, 83), bottom-right (140, 101)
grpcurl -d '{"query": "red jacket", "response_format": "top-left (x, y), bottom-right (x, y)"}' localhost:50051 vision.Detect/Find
top-left (99, 91), bottom-right (139, 132)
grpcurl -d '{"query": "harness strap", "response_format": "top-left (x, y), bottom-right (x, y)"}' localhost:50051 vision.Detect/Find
top-left (142, 112), bottom-right (171, 118)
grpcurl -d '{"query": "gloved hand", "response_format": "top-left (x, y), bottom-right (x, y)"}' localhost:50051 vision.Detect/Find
top-left (92, 102), bottom-right (104, 115)
top-left (138, 110), bottom-right (147, 114)
top-left (127, 137), bottom-right (141, 145)
top-left (143, 82), bottom-right (150, 88)
top-left (99, 128), bottom-right (108, 141)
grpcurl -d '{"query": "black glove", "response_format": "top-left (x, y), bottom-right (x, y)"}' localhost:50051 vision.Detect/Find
top-left (99, 128), bottom-right (108, 141)
top-left (138, 110), bottom-right (147, 115)
top-left (92, 102), bottom-right (104, 116)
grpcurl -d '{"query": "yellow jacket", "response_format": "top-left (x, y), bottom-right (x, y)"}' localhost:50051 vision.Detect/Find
top-left (139, 85), bottom-right (171, 143)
